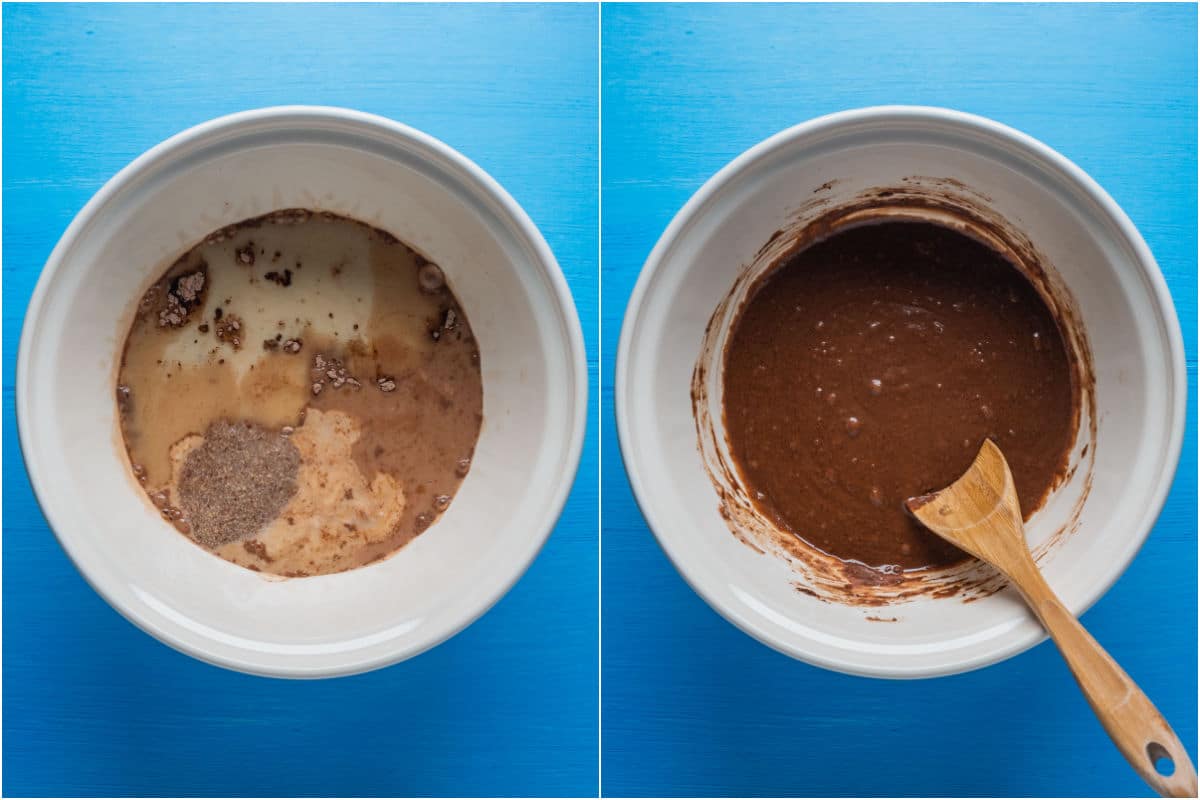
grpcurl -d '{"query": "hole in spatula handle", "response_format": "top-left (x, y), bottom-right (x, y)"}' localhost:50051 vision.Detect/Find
top-left (1147, 741), bottom-right (1176, 777)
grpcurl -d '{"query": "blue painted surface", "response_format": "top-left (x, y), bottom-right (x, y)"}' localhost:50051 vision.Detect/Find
top-left (3, 4), bottom-right (597, 796)
top-left (601, 4), bottom-right (1196, 797)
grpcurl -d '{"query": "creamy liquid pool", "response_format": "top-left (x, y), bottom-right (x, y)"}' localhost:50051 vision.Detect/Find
top-left (117, 210), bottom-right (483, 576)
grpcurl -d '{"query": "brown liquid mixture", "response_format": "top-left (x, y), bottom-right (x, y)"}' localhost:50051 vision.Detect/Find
top-left (723, 220), bottom-right (1076, 571)
top-left (118, 210), bottom-right (483, 576)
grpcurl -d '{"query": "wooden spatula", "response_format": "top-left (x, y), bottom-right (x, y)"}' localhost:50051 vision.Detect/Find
top-left (906, 439), bottom-right (1197, 798)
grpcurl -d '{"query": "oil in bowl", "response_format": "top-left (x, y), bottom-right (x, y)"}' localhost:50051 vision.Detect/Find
top-left (117, 209), bottom-right (483, 577)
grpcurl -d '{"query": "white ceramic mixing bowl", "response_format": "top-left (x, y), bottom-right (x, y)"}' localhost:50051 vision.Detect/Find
top-left (18, 107), bottom-right (587, 678)
top-left (616, 106), bottom-right (1185, 678)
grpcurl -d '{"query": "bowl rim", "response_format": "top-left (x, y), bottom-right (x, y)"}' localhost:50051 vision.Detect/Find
top-left (16, 105), bottom-right (589, 678)
top-left (614, 104), bottom-right (1187, 679)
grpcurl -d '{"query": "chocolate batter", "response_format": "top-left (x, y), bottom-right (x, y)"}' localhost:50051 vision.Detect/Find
top-left (722, 220), bottom-right (1077, 571)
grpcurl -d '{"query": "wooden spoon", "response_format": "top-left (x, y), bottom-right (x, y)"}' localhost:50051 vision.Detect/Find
top-left (906, 439), bottom-right (1197, 798)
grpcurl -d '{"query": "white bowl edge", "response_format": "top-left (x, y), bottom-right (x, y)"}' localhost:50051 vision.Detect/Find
top-left (615, 105), bottom-right (1186, 679)
top-left (17, 106), bottom-right (589, 678)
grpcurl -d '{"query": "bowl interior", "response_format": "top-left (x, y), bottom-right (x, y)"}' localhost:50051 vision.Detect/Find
top-left (19, 110), bottom-right (584, 676)
top-left (618, 110), bottom-right (1182, 677)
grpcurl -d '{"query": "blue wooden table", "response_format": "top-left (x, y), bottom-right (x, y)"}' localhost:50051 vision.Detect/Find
top-left (601, 4), bottom-right (1197, 797)
top-left (3, 4), bottom-right (598, 796)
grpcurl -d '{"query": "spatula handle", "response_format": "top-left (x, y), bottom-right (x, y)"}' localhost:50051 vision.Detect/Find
top-left (1011, 559), bottom-right (1197, 797)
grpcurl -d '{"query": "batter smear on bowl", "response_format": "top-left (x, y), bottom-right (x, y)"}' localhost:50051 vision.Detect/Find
top-left (722, 220), bottom-right (1077, 572)
top-left (117, 210), bottom-right (483, 576)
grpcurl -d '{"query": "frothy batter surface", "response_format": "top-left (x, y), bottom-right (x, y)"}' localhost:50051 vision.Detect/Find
top-left (722, 220), bottom-right (1077, 571)
top-left (117, 210), bottom-right (483, 576)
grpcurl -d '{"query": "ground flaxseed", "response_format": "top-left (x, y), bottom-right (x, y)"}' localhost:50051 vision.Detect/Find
top-left (118, 210), bottom-right (483, 577)
top-left (177, 420), bottom-right (300, 548)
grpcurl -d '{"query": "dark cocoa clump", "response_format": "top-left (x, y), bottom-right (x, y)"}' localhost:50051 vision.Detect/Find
top-left (264, 269), bottom-right (292, 287)
top-left (116, 384), bottom-right (133, 415)
top-left (156, 268), bottom-right (207, 328)
top-left (243, 539), bottom-right (273, 562)
top-left (214, 313), bottom-right (244, 349)
top-left (310, 353), bottom-right (360, 395)
top-left (177, 420), bottom-right (300, 549)
top-left (263, 336), bottom-right (302, 353)
top-left (430, 308), bottom-right (458, 342)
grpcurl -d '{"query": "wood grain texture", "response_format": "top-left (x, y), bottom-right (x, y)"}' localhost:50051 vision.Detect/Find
top-left (600, 4), bottom-right (1197, 797)
top-left (2, 4), bottom-right (598, 796)
top-left (911, 441), bottom-right (1198, 798)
